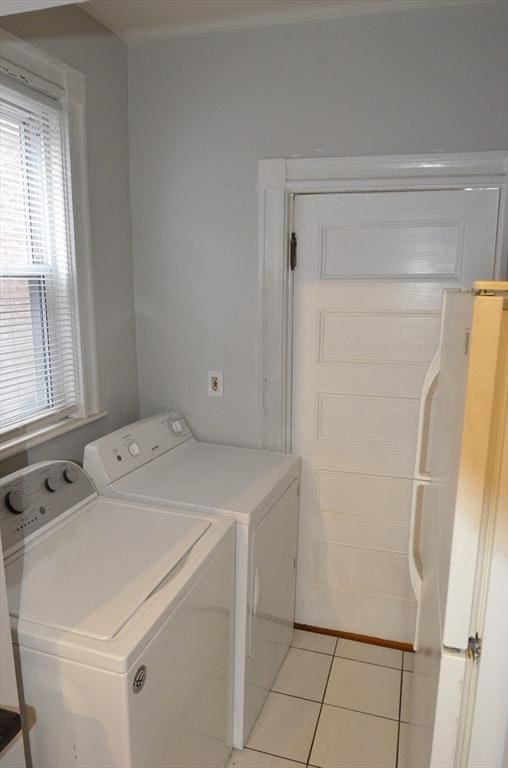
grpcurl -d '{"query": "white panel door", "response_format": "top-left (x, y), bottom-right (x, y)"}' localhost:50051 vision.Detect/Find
top-left (292, 189), bottom-right (499, 642)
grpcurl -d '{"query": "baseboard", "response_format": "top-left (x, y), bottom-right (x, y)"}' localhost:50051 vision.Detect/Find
top-left (294, 622), bottom-right (414, 653)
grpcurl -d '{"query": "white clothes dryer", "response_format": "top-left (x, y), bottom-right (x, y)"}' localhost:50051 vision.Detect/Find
top-left (0, 460), bottom-right (234, 768)
top-left (84, 413), bottom-right (301, 748)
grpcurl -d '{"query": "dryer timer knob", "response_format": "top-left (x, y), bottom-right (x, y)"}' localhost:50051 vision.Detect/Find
top-left (5, 490), bottom-right (27, 514)
top-left (63, 467), bottom-right (78, 484)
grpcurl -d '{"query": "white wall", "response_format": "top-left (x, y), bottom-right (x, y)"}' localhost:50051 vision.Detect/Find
top-left (128, 1), bottom-right (508, 447)
top-left (0, 6), bottom-right (139, 474)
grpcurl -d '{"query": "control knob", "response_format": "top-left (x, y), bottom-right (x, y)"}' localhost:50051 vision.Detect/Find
top-left (63, 466), bottom-right (78, 484)
top-left (128, 442), bottom-right (141, 457)
top-left (5, 490), bottom-right (27, 514)
top-left (45, 476), bottom-right (59, 492)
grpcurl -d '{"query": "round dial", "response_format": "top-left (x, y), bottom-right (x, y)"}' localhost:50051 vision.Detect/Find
top-left (5, 490), bottom-right (27, 514)
top-left (63, 466), bottom-right (78, 484)
top-left (128, 442), bottom-right (141, 457)
top-left (45, 476), bottom-right (59, 493)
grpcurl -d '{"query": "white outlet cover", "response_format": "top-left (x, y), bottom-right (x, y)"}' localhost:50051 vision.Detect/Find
top-left (208, 370), bottom-right (224, 397)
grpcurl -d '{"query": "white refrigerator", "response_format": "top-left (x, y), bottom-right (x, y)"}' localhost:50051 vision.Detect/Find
top-left (405, 281), bottom-right (508, 768)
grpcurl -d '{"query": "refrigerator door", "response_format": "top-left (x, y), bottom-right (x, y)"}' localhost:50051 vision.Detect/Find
top-left (406, 288), bottom-right (508, 767)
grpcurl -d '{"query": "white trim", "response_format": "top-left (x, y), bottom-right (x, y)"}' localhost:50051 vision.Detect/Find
top-left (83, 0), bottom-right (482, 43)
top-left (0, 28), bottom-right (67, 92)
top-left (62, 64), bottom-right (100, 417)
top-left (0, 411), bottom-right (108, 460)
top-left (258, 152), bottom-right (508, 451)
top-left (285, 152), bottom-right (508, 184)
top-left (0, 29), bottom-right (101, 451)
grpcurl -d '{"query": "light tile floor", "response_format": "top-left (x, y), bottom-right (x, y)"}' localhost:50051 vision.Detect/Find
top-left (228, 630), bottom-right (414, 768)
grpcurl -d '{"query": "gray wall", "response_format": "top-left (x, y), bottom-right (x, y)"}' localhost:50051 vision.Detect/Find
top-left (1, 5), bottom-right (139, 474)
top-left (129, 1), bottom-right (508, 448)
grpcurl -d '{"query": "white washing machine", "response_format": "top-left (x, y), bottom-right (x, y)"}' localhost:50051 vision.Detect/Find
top-left (84, 413), bottom-right (301, 748)
top-left (0, 460), bottom-right (234, 768)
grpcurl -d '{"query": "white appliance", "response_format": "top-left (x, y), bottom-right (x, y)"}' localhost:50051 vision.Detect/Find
top-left (406, 282), bottom-right (508, 767)
top-left (0, 460), bottom-right (235, 768)
top-left (84, 415), bottom-right (301, 748)
top-left (0, 527), bottom-right (26, 768)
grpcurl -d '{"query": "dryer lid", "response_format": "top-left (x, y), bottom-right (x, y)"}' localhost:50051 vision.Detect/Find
top-left (5, 498), bottom-right (210, 641)
top-left (113, 441), bottom-right (299, 518)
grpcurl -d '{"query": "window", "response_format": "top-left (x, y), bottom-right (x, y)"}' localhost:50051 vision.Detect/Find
top-left (0, 80), bottom-right (81, 433)
top-left (0, 31), bottom-right (100, 455)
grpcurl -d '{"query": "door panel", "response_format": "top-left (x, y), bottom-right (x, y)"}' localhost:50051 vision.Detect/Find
top-left (292, 189), bottom-right (499, 642)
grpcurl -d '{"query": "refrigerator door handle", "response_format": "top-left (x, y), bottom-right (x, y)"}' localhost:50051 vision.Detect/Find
top-left (409, 347), bottom-right (441, 649)
top-left (414, 347), bottom-right (441, 480)
top-left (408, 479), bottom-right (429, 649)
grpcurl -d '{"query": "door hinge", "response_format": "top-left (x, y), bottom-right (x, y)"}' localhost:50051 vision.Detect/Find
top-left (467, 633), bottom-right (482, 661)
top-left (464, 328), bottom-right (470, 355)
top-left (290, 232), bottom-right (297, 271)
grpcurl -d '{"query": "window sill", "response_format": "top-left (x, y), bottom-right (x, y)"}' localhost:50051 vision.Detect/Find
top-left (0, 411), bottom-right (108, 460)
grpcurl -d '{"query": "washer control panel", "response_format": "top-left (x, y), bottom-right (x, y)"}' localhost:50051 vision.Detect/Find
top-left (83, 412), bottom-right (192, 487)
top-left (0, 461), bottom-right (95, 554)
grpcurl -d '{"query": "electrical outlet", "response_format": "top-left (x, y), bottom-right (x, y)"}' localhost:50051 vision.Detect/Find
top-left (208, 370), bottom-right (224, 397)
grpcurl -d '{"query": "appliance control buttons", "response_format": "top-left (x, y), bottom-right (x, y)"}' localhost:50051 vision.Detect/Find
top-left (171, 420), bottom-right (184, 434)
top-left (63, 467), bottom-right (78, 484)
top-left (45, 476), bottom-right (59, 493)
top-left (5, 490), bottom-right (27, 514)
top-left (128, 442), bottom-right (141, 457)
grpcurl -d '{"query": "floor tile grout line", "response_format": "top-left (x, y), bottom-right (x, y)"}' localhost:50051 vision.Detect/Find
top-left (270, 689), bottom-right (322, 704)
top-left (242, 745), bottom-right (308, 766)
top-left (305, 646), bottom-right (336, 765)
top-left (291, 644), bottom-right (337, 657)
top-left (323, 701), bottom-right (401, 723)
top-left (290, 645), bottom-right (338, 659)
top-left (333, 654), bottom-right (403, 671)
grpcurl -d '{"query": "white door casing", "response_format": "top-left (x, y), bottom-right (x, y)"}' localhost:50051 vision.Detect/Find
top-left (258, 153), bottom-right (508, 643)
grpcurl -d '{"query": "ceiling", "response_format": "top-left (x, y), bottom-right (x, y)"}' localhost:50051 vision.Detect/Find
top-left (82, 0), bottom-right (474, 43)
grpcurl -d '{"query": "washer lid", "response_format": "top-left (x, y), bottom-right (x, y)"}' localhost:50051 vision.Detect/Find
top-left (5, 499), bottom-right (210, 641)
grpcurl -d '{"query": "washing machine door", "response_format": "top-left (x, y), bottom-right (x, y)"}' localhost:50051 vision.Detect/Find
top-left (5, 498), bottom-right (210, 641)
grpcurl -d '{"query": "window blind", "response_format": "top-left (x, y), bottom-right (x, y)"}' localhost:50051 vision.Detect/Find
top-left (0, 79), bottom-right (80, 435)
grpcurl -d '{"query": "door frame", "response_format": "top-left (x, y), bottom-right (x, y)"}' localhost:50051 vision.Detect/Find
top-left (257, 151), bottom-right (508, 453)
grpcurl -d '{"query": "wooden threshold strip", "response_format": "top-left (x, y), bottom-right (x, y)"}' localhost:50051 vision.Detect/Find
top-left (294, 622), bottom-right (414, 653)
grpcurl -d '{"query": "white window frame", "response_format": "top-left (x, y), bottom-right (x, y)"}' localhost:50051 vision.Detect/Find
top-left (257, 152), bottom-right (508, 454)
top-left (0, 29), bottom-right (105, 458)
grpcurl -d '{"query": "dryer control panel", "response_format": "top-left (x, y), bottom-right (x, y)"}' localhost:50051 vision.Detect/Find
top-left (0, 461), bottom-right (95, 555)
top-left (83, 412), bottom-right (192, 489)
